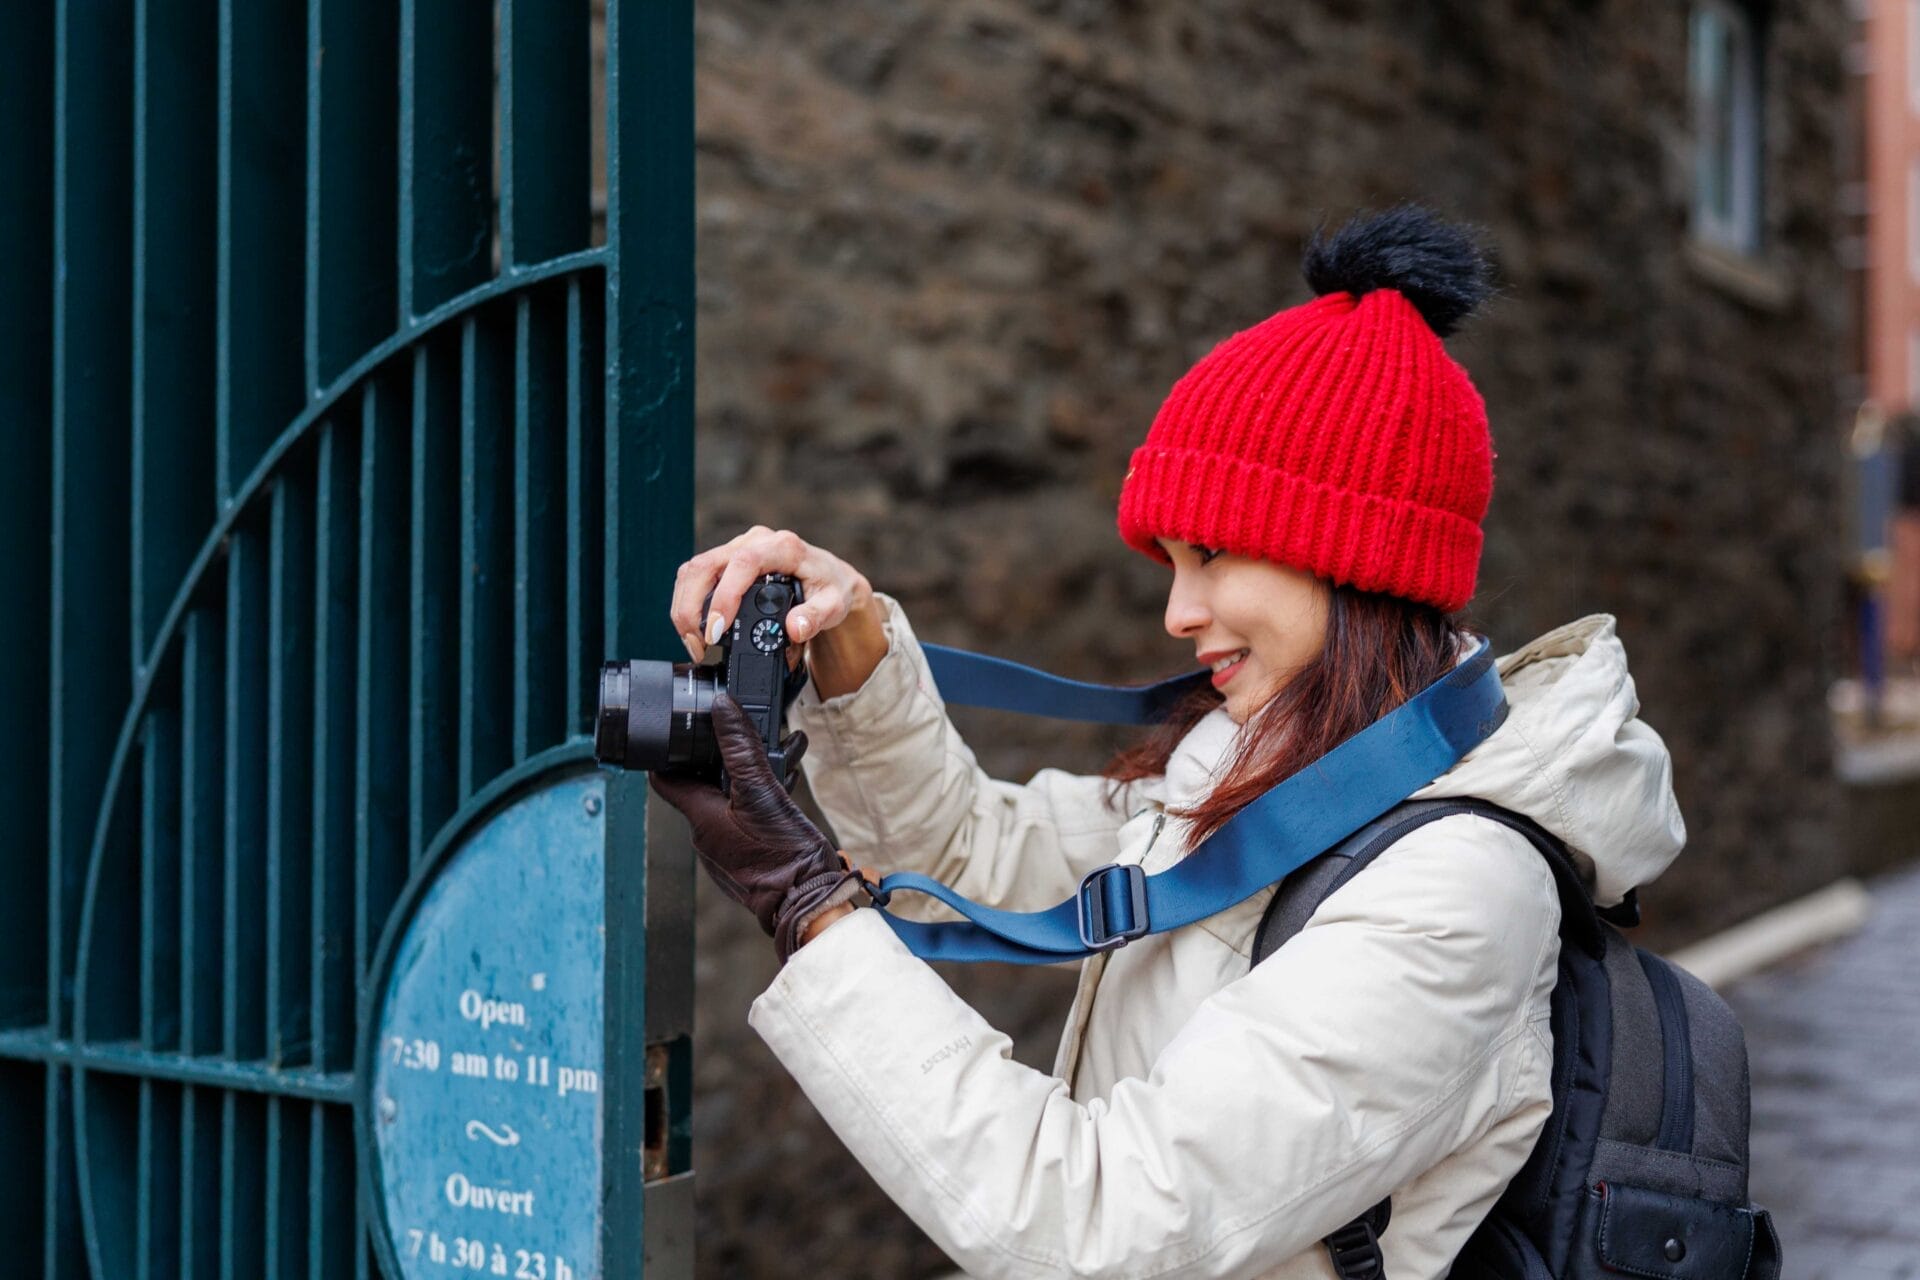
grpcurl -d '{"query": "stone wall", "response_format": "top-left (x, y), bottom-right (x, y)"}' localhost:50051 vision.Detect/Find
top-left (685, 2), bottom-right (1849, 1274)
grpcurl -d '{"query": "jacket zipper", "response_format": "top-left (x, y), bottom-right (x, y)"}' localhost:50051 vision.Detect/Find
top-left (1064, 808), bottom-right (1170, 1092)
top-left (1138, 811), bottom-right (1168, 865)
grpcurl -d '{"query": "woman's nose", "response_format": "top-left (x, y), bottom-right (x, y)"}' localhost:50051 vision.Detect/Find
top-left (1164, 582), bottom-right (1208, 638)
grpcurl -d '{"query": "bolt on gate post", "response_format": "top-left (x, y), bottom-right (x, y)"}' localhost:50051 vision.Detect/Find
top-left (0, 0), bottom-right (696, 1275)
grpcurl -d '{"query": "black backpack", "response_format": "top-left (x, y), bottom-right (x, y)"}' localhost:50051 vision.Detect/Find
top-left (1251, 799), bottom-right (1783, 1280)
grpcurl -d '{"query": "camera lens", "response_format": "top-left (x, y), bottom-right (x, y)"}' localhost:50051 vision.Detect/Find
top-left (595, 664), bottom-right (633, 765)
top-left (594, 659), bottom-right (720, 771)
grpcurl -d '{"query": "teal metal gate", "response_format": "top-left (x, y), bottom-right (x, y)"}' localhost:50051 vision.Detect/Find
top-left (0, 2), bottom-right (694, 1275)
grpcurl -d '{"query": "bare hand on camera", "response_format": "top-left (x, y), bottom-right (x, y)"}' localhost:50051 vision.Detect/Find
top-left (670, 528), bottom-right (888, 699)
top-left (670, 527), bottom-right (872, 663)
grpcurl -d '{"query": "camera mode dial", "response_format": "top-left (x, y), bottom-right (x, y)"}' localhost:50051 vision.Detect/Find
top-left (750, 618), bottom-right (785, 653)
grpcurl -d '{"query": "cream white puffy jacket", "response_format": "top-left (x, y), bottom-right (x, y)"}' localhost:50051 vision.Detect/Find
top-left (749, 595), bottom-right (1685, 1279)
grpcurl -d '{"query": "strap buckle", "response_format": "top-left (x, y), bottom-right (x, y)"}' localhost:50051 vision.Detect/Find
top-left (1076, 863), bottom-right (1148, 951)
top-left (1322, 1217), bottom-right (1385, 1280)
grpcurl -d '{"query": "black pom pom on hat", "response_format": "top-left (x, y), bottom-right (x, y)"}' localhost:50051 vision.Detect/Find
top-left (1301, 204), bottom-right (1494, 338)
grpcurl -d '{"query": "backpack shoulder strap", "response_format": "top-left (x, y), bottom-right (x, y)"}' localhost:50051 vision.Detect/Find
top-left (1251, 802), bottom-right (1456, 965)
top-left (1252, 798), bottom-right (1606, 967)
top-left (1249, 799), bottom-right (1609, 1280)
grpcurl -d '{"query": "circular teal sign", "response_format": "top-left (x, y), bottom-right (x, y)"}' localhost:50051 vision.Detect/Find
top-left (372, 772), bottom-right (605, 1280)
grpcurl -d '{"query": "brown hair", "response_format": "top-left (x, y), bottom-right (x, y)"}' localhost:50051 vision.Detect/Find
top-left (1103, 585), bottom-right (1470, 849)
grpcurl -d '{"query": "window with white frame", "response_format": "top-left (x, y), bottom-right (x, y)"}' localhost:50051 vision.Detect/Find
top-left (1690, 1), bottom-right (1763, 254)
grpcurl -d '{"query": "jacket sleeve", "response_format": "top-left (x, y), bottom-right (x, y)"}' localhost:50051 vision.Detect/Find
top-left (748, 815), bottom-right (1560, 1279)
top-left (786, 593), bottom-right (1146, 918)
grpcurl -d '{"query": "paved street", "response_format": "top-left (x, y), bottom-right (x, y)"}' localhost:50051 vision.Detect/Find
top-left (1723, 864), bottom-right (1920, 1278)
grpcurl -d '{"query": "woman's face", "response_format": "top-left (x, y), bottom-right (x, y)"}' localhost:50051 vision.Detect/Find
top-left (1157, 540), bottom-right (1330, 725)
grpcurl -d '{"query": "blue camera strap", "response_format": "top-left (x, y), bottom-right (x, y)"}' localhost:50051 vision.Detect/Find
top-left (865, 640), bottom-right (1508, 965)
top-left (915, 645), bottom-right (1215, 724)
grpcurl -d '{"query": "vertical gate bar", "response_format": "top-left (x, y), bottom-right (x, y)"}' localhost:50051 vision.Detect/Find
top-left (398, 0), bottom-right (493, 320)
top-left (513, 297), bottom-right (534, 756)
top-left (220, 1091), bottom-right (265, 1280)
top-left (264, 1096), bottom-right (310, 1278)
top-left (70, 755), bottom-right (143, 1279)
top-left (309, 1103), bottom-right (355, 1279)
top-left (138, 1082), bottom-right (152, 1280)
top-left (42, 1068), bottom-right (56, 1280)
top-left (459, 313), bottom-right (514, 800)
top-left (604, 1), bottom-right (695, 1272)
top-left (51, 0), bottom-right (135, 1046)
top-left (132, 0), bottom-right (218, 660)
top-left (267, 470), bottom-right (317, 1067)
top-left (603, 769), bottom-right (657, 1277)
top-left (224, 529), bottom-right (269, 1062)
top-left (602, 6), bottom-right (693, 661)
top-left (307, 0), bottom-right (397, 391)
top-left (313, 420), bottom-right (361, 1073)
top-left (181, 608), bottom-right (225, 1278)
top-left (410, 340), bottom-right (460, 862)
top-left (499, 0), bottom-right (591, 268)
top-left (514, 288), bottom-right (569, 760)
top-left (179, 1089), bottom-right (196, 1277)
top-left (564, 276), bottom-right (606, 738)
top-left (76, 752), bottom-right (144, 1042)
top-left (138, 1081), bottom-right (152, 1278)
top-left (136, 1081), bottom-right (181, 1280)
top-left (223, 519), bottom-right (268, 1280)
top-left (44, 1068), bottom-right (83, 1279)
top-left (0, 0), bottom-right (54, 1039)
top-left (144, 706), bottom-right (184, 1276)
top-left (141, 705), bottom-right (183, 1052)
top-left (357, 377), bottom-right (411, 974)
top-left (179, 1085), bottom-right (219, 1277)
top-left (181, 609), bottom-right (227, 1058)
top-left (217, 0), bottom-right (306, 497)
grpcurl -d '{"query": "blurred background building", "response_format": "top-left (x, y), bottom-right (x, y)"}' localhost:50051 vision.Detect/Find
top-left (1854, 0), bottom-right (1919, 413)
top-left (684, 2), bottom-right (1860, 1275)
top-left (1836, 0), bottom-right (1920, 899)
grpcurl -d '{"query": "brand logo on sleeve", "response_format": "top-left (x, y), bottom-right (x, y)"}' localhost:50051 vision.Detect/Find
top-left (920, 1036), bottom-right (973, 1074)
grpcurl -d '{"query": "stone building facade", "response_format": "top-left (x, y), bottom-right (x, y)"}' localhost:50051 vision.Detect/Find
top-left (684, 2), bottom-right (1850, 1274)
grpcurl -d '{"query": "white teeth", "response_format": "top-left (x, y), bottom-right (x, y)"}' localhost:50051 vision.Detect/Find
top-left (1210, 649), bottom-right (1249, 674)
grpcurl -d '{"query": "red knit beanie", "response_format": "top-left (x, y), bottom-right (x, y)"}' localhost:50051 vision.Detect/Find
top-left (1117, 207), bottom-right (1495, 613)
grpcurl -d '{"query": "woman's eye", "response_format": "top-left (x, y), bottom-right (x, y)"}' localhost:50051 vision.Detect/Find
top-left (1193, 544), bottom-right (1222, 565)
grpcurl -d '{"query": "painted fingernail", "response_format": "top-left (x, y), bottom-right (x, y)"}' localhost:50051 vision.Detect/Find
top-left (707, 613), bottom-right (726, 645)
top-left (682, 631), bottom-right (704, 662)
top-left (788, 615), bottom-right (809, 642)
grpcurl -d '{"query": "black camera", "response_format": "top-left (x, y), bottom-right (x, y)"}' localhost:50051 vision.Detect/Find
top-left (594, 573), bottom-right (810, 791)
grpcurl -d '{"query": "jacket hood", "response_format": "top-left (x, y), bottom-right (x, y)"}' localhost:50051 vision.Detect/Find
top-left (1163, 615), bottom-right (1684, 908)
top-left (1416, 614), bottom-right (1685, 907)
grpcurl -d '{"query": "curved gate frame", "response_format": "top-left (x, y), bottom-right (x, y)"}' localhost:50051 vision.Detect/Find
top-left (0, 1), bottom-right (693, 1276)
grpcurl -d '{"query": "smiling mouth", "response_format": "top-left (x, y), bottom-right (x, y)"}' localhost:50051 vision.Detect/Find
top-left (1209, 649), bottom-right (1250, 688)
top-left (1208, 648), bottom-right (1249, 674)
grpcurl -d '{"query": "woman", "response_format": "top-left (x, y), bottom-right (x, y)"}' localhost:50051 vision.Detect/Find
top-left (650, 207), bottom-right (1686, 1278)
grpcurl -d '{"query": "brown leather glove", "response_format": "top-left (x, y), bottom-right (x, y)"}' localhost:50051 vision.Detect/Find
top-left (647, 694), bottom-right (866, 961)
